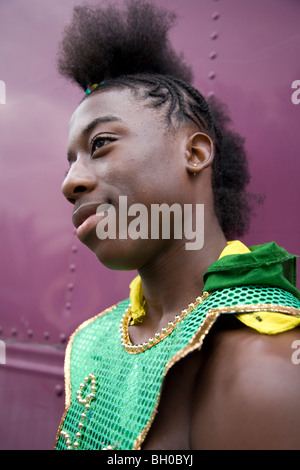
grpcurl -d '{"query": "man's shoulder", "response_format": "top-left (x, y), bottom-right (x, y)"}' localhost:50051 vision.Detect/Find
top-left (191, 323), bottom-right (300, 449)
top-left (210, 324), bottom-right (300, 390)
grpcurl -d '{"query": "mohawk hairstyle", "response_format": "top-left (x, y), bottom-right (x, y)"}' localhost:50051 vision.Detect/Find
top-left (57, 0), bottom-right (261, 239)
top-left (57, 0), bottom-right (192, 89)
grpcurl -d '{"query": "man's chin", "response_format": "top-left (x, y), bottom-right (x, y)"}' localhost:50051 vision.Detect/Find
top-left (83, 233), bottom-right (165, 271)
top-left (87, 238), bottom-right (142, 271)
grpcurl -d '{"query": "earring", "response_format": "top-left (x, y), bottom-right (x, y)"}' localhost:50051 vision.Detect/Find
top-left (193, 163), bottom-right (197, 176)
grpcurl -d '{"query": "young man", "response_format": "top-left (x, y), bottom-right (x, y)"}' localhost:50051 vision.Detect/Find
top-left (55, 1), bottom-right (300, 450)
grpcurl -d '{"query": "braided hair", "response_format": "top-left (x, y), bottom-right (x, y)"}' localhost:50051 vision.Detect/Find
top-left (57, 0), bottom-right (259, 239)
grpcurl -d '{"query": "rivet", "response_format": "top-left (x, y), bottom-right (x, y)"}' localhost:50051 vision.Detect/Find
top-left (27, 329), bottom-right (33, 338)
top-left (209, 51), bottom-right (217, 60)
top-left (55, 384), bottom-right (64, 397)
top-left (71, 245), bottom-right (77, 253)
top-left (44, 331), bottom-right (50, 340)
top-left (69, 264), bottom-right (76, 272)
top-left (60, 333), bottom-right (67, 344)
top-left (0, 327), bottom-right (2, 335)
top-left (207, 91), bottom-right (215, 98)
top-left (67, 282), bottom-right (74, 291)
top-left (65, 302), bottom-right (72, 310)
top-left (208, 71), bottom-right (216, 79)
top-left (210, 31), bottom-right (218, 40)
top-left (212, 12), bottom-right (220, 20)
top-left (11, 327), bottom-right (17, 337)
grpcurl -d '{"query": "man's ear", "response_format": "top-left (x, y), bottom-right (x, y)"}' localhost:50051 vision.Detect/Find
top-left (185, 132), bottom-right (214, 175)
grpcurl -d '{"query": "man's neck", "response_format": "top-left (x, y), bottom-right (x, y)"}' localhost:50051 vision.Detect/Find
top-left (135, 217), bottom-right (227, 333)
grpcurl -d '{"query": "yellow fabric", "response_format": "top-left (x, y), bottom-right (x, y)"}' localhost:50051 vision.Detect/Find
top-left (237, 310), bottom-right (300, 334)
top-left (219, 240), bottom-right (251, 257)
top-left (129, 240), bottom-right (300, 333)
top-left (129, 276), bottom-right (147, 324)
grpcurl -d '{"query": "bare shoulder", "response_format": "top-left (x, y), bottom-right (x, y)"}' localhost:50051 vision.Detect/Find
top-left (191, 321), bottom-right (300, 450)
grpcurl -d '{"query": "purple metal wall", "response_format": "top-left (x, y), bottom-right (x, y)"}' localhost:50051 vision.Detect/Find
top-left (0, 0), bottom-right (299, 450)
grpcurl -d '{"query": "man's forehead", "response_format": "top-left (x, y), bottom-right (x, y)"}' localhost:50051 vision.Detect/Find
top-left (69, 90), bottom-right (124, 130)
top-left (70, 88), bottom-right (140, 122)
top-left (68, 87), bottom-right (168, 137)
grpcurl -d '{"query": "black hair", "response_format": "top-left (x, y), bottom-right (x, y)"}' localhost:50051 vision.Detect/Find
top-left (57, 0), bottom-right (260, 239)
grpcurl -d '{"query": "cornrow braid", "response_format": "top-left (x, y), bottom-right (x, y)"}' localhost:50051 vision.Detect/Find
top-left (85, 74), bottom-right (216, 136)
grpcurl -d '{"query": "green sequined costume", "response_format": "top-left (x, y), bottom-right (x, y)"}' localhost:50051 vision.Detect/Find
top-left (55, 284), bottom-right (300, 450)
top-left (55, 243), bottom-right (300, 450)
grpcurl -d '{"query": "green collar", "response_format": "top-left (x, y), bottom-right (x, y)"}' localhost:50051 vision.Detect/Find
top-left (203, 242), bottom-right (300, 299)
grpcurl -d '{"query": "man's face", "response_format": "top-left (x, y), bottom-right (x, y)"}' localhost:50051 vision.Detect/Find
top-left (62, 88), bottom-right (194, 270)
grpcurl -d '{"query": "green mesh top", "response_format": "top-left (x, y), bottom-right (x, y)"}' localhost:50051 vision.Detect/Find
top-left (55, 285), bottom-right (300, 450)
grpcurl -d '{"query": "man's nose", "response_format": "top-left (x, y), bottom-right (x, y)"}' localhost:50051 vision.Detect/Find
top-left (62, 159), bottom-right (97, 204)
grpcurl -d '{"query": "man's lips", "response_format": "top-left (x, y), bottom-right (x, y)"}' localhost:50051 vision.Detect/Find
top-left (72, 202), bottom-right (102, 229)
top-left (72, 202), bottom-right (113, 241)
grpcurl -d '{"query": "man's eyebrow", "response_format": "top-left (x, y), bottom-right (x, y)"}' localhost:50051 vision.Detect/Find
top-left (82, 115), bottom-right (122, 136)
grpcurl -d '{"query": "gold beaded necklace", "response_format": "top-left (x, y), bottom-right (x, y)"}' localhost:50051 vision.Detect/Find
top-left (120, 291), bottom-right (210, 354)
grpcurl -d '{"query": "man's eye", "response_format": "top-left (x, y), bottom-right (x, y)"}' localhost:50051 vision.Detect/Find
top-left (91, 136), bottom-right (114, 155)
